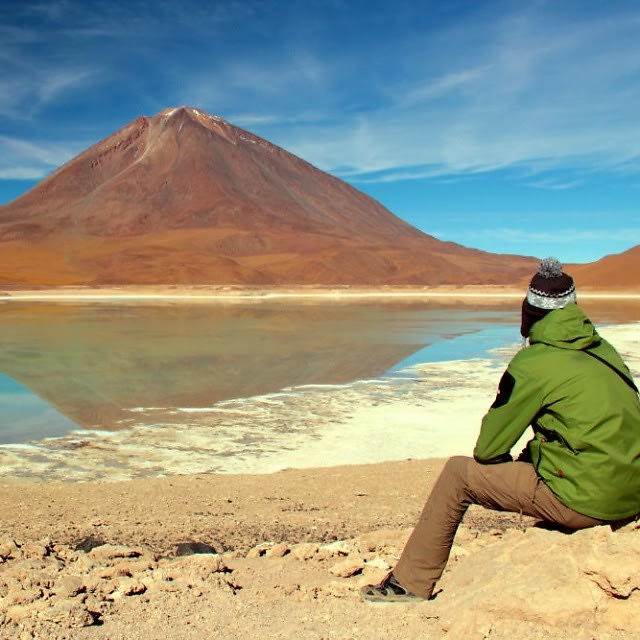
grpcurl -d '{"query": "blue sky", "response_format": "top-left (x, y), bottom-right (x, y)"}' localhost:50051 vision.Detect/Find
top-left (1, 0), bottom-right (639, 264)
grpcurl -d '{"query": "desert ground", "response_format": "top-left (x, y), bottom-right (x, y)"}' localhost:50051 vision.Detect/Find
top-left (0, 287), bottom-right (639, 640)
top-left (1, 459), bottom-right (639, 640)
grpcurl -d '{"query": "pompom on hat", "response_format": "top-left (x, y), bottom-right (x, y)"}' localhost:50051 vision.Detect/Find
top-left (520, 258), bottom-right (577, 337)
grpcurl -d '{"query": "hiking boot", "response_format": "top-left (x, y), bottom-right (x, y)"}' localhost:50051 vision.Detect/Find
top-left (360, 574), bottom-right (425, 603)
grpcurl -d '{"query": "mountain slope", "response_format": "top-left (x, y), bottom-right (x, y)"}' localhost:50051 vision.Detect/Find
top-left (0, 106), bottom-right (537, 286)
top-left (569, 245), bottom-right (640, 291)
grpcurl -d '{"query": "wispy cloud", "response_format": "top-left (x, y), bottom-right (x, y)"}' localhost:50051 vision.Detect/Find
top-left (401, 65), bottom-right (493, 105)
top-left (0, 32), bottom-right (99, 121)
top-left (524, 177), bottom-right (584, 191)
top-left (0, 135), bottom-right (75, 179)
top-left (254, 5), bottom-right (640, 185)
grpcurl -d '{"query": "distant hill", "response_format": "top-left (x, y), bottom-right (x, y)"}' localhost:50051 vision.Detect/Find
top-left (569, 245), bottom-right (640, 291)
top-left (0, 106), bottom-right (539, 286)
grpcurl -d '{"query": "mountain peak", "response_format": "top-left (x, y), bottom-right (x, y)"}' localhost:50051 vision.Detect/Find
top-left (157, 105), bottom-right (224, 125)
top-left (150, 106), bottom-right (274, 152)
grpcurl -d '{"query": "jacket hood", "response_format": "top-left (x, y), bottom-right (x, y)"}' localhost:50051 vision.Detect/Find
top-left (528, 303), bottom-right (600, 350)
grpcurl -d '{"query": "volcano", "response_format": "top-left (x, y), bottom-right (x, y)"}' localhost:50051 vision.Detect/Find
top-left (0, 106), bottom-right (537, 286)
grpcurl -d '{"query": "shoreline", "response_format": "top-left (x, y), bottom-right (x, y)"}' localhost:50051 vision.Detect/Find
top-left (2, 284), bottom-right (640, 303)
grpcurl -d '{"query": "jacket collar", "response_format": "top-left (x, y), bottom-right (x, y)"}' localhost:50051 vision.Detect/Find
top-left (528, 303), bottom-right (600, 350)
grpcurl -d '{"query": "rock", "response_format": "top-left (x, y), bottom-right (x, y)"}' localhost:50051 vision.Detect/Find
top-left (580, 525), bottom-right (640, 598)
top-left (364, 556), bottom-right (391, 572)
top-left (98, 565), bottom-right (132, 579)
top-left (265, 543), bottom-right (290, 558)
top-left (5, 600), bottom-right (48, 624)
top-left (149, 567), bottom-right (173, 582)
top-left (38, 600), bottom-right (96, 628)
top-left (355, 528), bottom-right (409, 555)
top-left (55, 574), bottom-right (86, 598)
top-left (454, 527), bottom-right (479, 543)
top-left (143, 573), bottom-right (181, 593)
top-left (318, 540), bottom-right (350, 558)
top-left (88, 544), bottom-right (143, 561)
top-left (21, 538), bottom-right (52, 559)
top-left (357, 568), bottom-right (388, 588)
top-left (596, 597), bottom-right (638, 633)
top-left (97, 558), bottom-right (153, 579)
top-left (81, 575), bottom-right (103, 594)
top-left (67, 553), bottom-right (96, 573)
top-left (290, 543), bottom-right (319, 561)
top-left (329, 557), bottom-right (364, 578)
top-left (433, 523), bottom-right (640, 638)
top-left (142, 553), bottom-right (233, 595)
top-left (0, 538), bottom-right (20, 560)
top-left (317, 581), bottom-right (354, 598)
top-left (168, 554), bottom-right (229, 580)
top-left (4, 587), bottom-right (43, 606)
top-left (246, 543), bottom-right (271, 558)
top-left (0, 537), bottom-right (238, 633)
top-left (449, 543), bottom-right (470, 561)
top-left (112, 577), bottom-right (147, 597)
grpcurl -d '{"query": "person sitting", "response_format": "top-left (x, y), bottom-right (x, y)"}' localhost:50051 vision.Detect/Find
top-left (362, 258), bottom-right (640, 602)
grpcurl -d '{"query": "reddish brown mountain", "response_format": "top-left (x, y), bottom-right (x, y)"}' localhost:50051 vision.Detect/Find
top-left (0, 106), bottom-right (537, 286)
top-left (569, 245), bottom-right (640, 291)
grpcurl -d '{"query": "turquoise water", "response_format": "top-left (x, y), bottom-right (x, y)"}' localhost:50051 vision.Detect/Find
top-left (0, 375), bottom-right (78, 444)
top-left (387, 323), bottom-right (519, 374)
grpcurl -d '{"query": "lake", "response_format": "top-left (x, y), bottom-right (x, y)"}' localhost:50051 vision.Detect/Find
top-left (0, 296), bottom-right (637, 481)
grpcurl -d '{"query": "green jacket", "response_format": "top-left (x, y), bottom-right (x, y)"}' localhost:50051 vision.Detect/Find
top-left (474, 303), bottom-right (640, 521)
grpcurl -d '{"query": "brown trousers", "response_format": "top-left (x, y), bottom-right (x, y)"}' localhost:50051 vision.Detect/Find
top-left (393, 456), bottom-right (604, 598)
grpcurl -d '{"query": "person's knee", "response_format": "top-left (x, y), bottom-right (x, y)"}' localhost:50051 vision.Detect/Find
top-left (444, 455), bottom-right (472, 473)
top-left (440, 455), bottom-right (472, 484)
top-left (424, 455), bottom-right (474, 516)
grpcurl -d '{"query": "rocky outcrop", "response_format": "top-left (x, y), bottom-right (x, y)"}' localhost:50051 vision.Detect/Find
top-left (434, 522), bottom-right (640, 638)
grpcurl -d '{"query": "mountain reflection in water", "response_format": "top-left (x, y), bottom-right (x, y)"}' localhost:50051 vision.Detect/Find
top-left (0, 300), bottom-right (519, 443)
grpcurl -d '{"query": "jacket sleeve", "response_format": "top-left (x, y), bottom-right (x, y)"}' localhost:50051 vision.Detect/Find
top-left (473, 360), bottom-right (544, 464)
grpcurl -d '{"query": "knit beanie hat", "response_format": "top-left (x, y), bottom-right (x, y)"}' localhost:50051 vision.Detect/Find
top-left (520, 257), bottom-right (577, 337)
